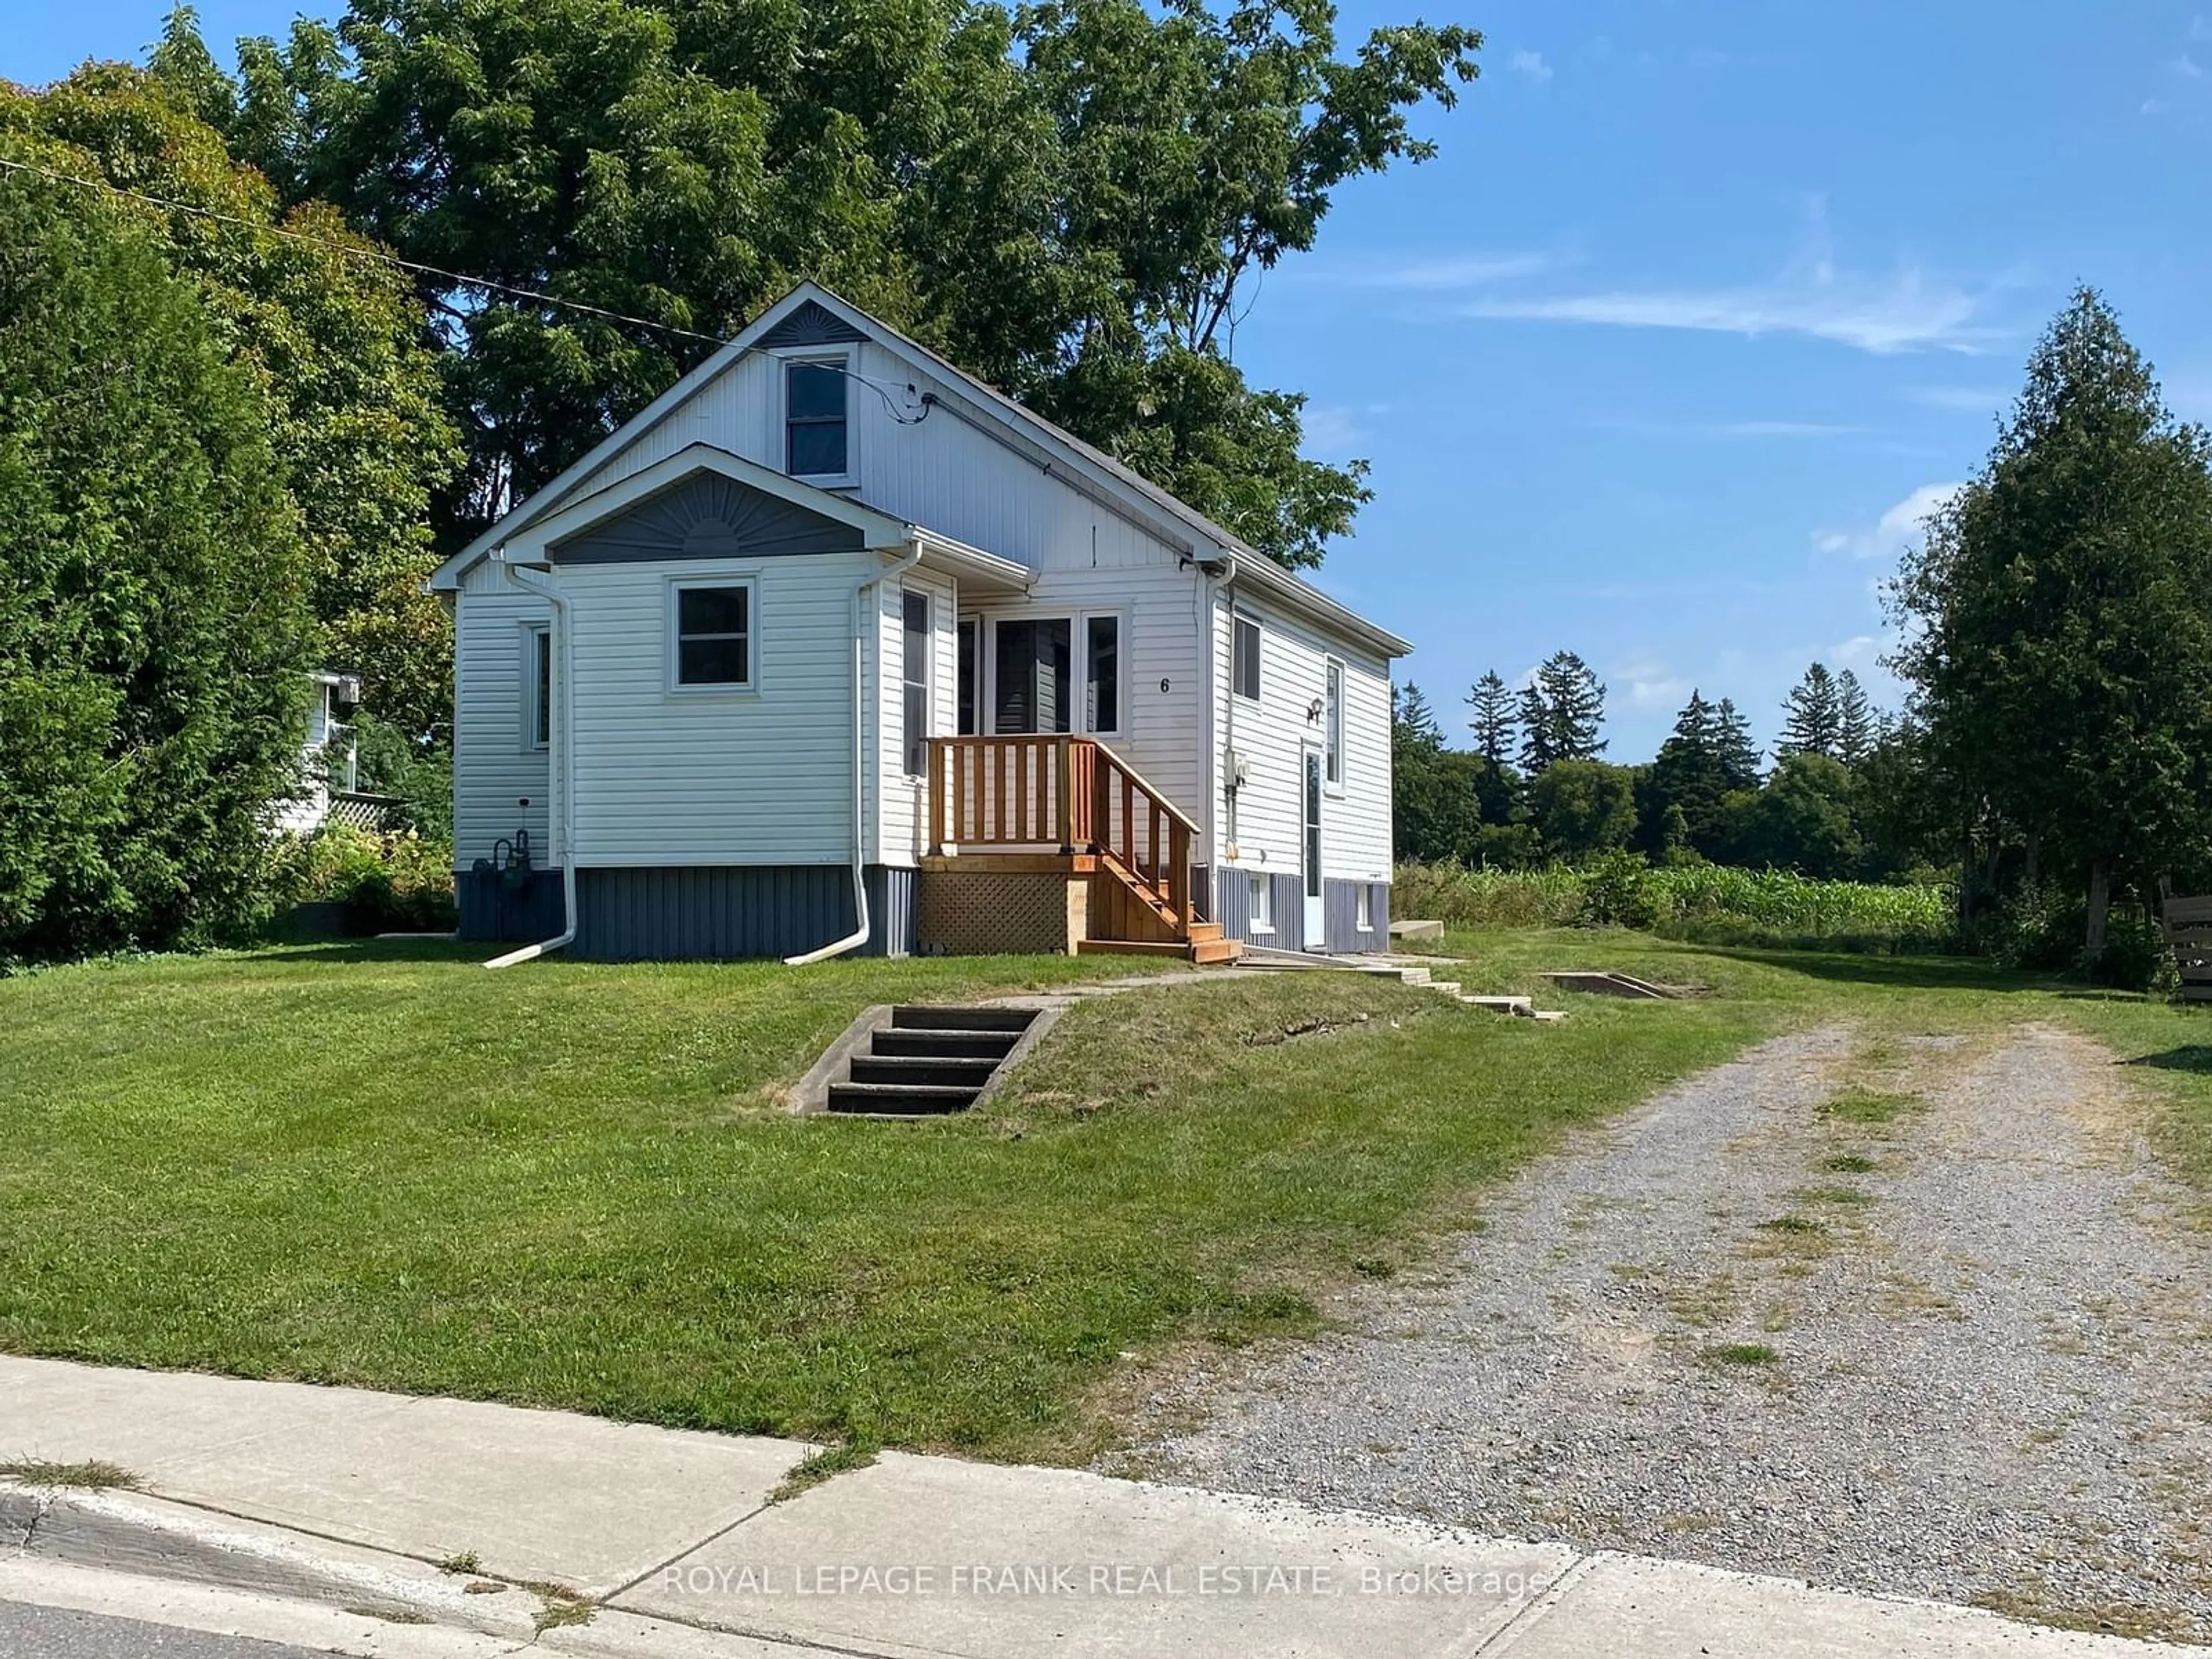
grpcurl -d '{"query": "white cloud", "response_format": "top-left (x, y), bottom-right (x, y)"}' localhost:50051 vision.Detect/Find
top-left (1907, 384), bottom-right (2010, 412)
top-left (1824, 634), bottom-right (1885, 667)
top-left (1509, 48), bottom-right (1553, 83)
top-left (1300, 402), bottom-right (1389, 460)
top-left (1463, 270), bottom-right (1988, 355)
top-left (1321, 251), bottom-right (1560, 291)
top-left (1815, 482), bottom-right (1963, 563)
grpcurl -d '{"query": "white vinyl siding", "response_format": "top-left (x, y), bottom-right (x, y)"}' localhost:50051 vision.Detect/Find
top-left (562, 551), bottom-right (873, 866)
top-left (551, 340), bottom-right (1184, 575)
top-left (1213, 592), bottom-right (1391, 885)
top-left (877, 567), bottom-right (955, 866)
top-left (452, 577), bottom-right (553, 866)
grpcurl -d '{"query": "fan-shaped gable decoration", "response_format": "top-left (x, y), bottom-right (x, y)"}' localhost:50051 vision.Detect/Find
top-left (757, 299), bottom-right (869, 350)
top-left (548, 471), bottom-right (866, 565)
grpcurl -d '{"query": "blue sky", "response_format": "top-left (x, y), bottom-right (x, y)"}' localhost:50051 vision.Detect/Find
top-left (10, 1), bottom-right (2210, 760)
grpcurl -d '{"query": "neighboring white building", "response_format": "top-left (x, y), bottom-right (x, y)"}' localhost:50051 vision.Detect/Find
top-left (272, 671), bottom-right (362, 835)
top-left (429, 284), bottom-right (1408, 961)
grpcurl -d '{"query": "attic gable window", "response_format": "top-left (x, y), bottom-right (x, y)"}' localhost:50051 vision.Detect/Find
top-left (786, 360), bottom-right (849, 478)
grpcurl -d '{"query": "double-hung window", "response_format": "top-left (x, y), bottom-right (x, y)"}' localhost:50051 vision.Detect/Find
top-left (785, 359), bottom-right (848, 478)
top-left (902, 589), bottom-right (930, 777)
top-left (672, 582), bottom-right (752, 688)
top-left (1233, 615), bottom-right (1262, 700)
top-left (525, 624), bottom-right (552, 749)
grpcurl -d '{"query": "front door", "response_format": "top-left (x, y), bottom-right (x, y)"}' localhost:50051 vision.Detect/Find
top-left (1302, 746), bottom-right (1325, 951)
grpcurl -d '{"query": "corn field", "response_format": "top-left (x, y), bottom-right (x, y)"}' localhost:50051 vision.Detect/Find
top-left (1393, 860), bottom-right (1959, 949)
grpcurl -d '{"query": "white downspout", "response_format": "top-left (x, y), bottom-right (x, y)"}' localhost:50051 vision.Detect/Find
top-left (485, 560), bottom-right (578, 968)
top-left (786, 537), bottom-right (926, 965)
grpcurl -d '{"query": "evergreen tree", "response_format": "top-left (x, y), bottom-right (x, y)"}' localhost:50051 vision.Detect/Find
top-left (0, 165), bottom-right (312, 958)
top-left (1836, 669), bottom-right (1876, 765)
top-left (1393, 682), bottom-right (1442, 749)
top-left (1519, 651), bottom-right (1605, 774)
top-left (1893, 287), bottom-right (2212, 965)
top-left (1643, 689), bottom-right (1730, 855)
top-left (1465, 671), bottom-right (1517, 766)
top-left (1778, 662), bottom-right (1843, 759)
top-left (1714, 698), bottom-right (1763, 789)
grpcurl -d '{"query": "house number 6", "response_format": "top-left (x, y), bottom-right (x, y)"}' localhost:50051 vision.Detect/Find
top-left (1160, 677), bottom-right (1171, 693)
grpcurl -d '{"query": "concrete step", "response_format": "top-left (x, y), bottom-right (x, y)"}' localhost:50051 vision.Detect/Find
top-left (889, 1005), bottom-right (1036, 1033)
top-left (871, 1027), bottom-right (1024, 1060)
top-left (847, 1054), bottom-right (1002, 1087)
top-left (825, 1080), bottom-right (984, 1116)
top-left (1460, 994), bottom-right (1535, 1016)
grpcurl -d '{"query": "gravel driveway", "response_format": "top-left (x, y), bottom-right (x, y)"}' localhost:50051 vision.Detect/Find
top-left (1118, 1021), bottom-right (2212, 1642)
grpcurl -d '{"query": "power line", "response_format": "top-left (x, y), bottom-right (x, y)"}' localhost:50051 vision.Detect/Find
top-left (0, 152), bottom-right (733, 345)
top-left (0, 150), bottom-right (931, 423)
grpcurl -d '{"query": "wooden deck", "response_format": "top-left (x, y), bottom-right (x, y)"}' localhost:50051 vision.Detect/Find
top-left (922, 736), bottom-right (1237, 964)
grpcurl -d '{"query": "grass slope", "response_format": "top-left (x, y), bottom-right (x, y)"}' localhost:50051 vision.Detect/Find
top-left (0, 939), bottom-right (1775, 1460)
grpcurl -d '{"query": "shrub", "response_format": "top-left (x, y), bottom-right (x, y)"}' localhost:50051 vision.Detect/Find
top-left (266, 825), bottom-right (455, 934)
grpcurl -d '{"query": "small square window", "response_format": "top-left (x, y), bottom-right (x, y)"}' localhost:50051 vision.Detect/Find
top-left (675, 584), bottom-right (751, 687)
top-left (1233, 616), bottom-right (1261, 700)
top-left (786, 361), bottom-right (849, 476)
top-left (1249, 870), bottom-right (1272, 933)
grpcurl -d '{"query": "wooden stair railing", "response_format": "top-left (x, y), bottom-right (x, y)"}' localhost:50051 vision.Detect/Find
top-left (925, 735), bottom-right (1200, 941)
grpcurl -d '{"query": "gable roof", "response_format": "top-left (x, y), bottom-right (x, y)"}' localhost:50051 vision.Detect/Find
top-left (429, 283), bottom-right (1411, 658)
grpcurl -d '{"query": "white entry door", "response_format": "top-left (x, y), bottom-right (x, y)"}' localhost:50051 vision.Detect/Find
top-left (1302, 746), bottom-right (1325, 951)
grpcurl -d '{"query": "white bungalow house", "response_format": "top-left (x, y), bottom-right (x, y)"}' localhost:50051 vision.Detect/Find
top-left (429, 283), bottom-right (1407, 963)
top-left (272, 670), bottom-right (362, 834)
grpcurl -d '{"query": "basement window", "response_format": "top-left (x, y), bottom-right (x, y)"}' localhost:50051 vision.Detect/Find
top-left (1249, 871), bottom-right (1273, 933)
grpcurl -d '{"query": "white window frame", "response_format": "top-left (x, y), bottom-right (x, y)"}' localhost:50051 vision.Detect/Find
top-left (779, 350), bottom-right (857, 488)
top-left (666, 576), bottom-right (758, 695)
top-left (1232, 613), bottom-right (1262, 702)
top-left (900, 582), bottom-right (931, 779)
top-left (1248, 869), bottom-right (1274, 934)
top-left (1324, 656), bottom-right (1346, 794)
top-left (1355, 884), bottom-right (1373, 931)
top-left (968, 606), bottom-right (1129, 740)
top-left (522, 621), bottom-right (551, 752)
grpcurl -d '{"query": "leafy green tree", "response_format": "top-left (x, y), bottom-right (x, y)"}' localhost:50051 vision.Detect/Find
top-left (1892, 289), bottom-right (2212, 964)
top-left (1518, 650), bottom-right (1605, 775)
top-left (1465, 670), bottom-right (1517, 766)
top-left (190, 0), bottom-right (1480, 567)
top-left (1529, 760), bottom-right (1637, 861)
top-left (1777, 662), bottom-right (1842, 759)
top-left (1719, 753), bottom-right (1862, 879)
top-left (0, 165), bottom-right (311, 959)
top-left (5, 65), bottom-right (462, 742)
top-left (1835, 669), bottom-right (1876, 765)
top-left (1714, 696), bottom-right (1762, 789)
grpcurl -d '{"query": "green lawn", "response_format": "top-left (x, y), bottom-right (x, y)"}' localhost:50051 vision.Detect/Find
top-left (2, 933), bottom-right (2206, 1461)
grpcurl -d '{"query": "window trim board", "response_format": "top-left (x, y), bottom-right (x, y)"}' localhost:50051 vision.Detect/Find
top-left (665, 575), bottom-right (759, 694)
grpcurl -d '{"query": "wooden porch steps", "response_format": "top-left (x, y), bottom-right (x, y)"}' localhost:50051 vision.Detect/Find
top-left (1078, 921), bottom-right (1243, 967)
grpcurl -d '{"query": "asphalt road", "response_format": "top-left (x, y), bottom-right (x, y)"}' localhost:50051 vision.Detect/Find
top-left (0, 1598), bottom-right (335, 1658)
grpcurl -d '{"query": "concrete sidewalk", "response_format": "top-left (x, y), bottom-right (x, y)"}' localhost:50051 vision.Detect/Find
top-left (0, 1357), bottom-right (2168, 1658)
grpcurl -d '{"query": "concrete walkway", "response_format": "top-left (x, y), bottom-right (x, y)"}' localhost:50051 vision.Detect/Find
top-left (0, 1357), bottom-right (2171, 1658)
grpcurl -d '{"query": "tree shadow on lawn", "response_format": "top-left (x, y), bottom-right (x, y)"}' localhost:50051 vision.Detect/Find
top-left (1693, 945), bottom-right (2063, 997)
top-left (251, 938), bottom-right (487, 965)
top-left (2120, 1046), bottom-right (2212, 1073)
